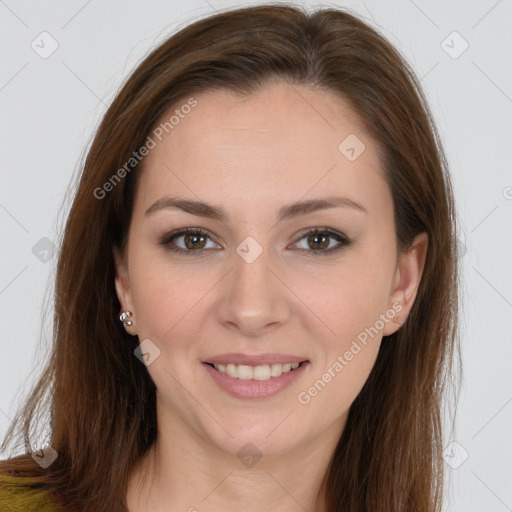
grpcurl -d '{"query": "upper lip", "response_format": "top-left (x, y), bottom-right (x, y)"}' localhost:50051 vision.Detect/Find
top-left (203, 353), bottom-right (309, 366)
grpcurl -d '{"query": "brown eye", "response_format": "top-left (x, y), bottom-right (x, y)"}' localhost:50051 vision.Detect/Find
top-left (183, 232), bottom-right (207, 250)
top-left (307, 232), bottom-right (330, 250)
top-left (160, 228), bottom-right (220, 256)
top-left (160, 227), bottom-right (350, 257)
top-left (291, 228), bottom-right (350, 256)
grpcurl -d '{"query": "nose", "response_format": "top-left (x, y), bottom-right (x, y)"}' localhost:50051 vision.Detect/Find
top-left (216, 242), bottom-right (291, 336)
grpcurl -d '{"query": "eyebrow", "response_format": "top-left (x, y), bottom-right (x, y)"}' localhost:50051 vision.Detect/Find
top-left (144, 195), bottom-right (367, 222)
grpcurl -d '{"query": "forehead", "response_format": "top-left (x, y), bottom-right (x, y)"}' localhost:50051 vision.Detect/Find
top-left (135, 81), bottom-right (389, 215)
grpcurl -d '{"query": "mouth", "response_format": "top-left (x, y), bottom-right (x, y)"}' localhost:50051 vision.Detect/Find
top-left (203, 360), bottom-right (308, 381)
top-left (202, 359), bottom-right (310, 399)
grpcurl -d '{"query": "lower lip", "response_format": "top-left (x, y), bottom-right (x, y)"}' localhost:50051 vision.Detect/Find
top-left (202, 362), bottom-right (310, 399)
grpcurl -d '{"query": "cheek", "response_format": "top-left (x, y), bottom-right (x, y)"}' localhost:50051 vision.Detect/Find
top-left (299, 258), bottom-right (393, 344)
top-left (314, 289), bottom-right (385, 388)
top-left (131, 266), bottom-right (205, 341)
top-left (296, 271), bottom-right (389, 419)
top-left (129, 246), bottom-right (231, 360)
top-left (128, 243), bottom-right (188, 336)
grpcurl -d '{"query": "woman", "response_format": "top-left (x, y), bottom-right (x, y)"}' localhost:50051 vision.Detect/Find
top-left (0, 4), bottom-right (460, 511)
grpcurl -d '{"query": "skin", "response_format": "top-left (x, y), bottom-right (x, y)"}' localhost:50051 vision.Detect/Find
top-left (113, 80), bottom-right (428, 512)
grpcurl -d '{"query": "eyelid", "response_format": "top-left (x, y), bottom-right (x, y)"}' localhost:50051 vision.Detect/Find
top-left (159, 227), bottom-right (220, 252)
top-left (159, 226), bottom-right (351, 256)
top-left (288, 227), bottom-right (350, 254)
top-left (292, 226), bottom-right (348, 242)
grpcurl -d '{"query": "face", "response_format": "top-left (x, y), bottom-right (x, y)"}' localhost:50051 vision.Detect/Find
top-left (114, 81), bottom-right (427, 459)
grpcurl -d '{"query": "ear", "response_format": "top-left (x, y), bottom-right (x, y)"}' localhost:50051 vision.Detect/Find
top-left (113, 245), bottom-right (137, 335)
top-left (382, 231), bottom-right (428, 336)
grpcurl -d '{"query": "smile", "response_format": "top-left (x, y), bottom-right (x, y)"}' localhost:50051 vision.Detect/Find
top-left (208, 361), bottom-right (303, 380)
top-left (202, 361), bottom-right (310, 399)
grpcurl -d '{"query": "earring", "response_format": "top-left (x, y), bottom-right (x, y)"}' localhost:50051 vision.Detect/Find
top-left (119, 311), bottom-right (133, 327)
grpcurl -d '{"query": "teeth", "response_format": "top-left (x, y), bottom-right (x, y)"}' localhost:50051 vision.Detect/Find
top-left (212, 362), bottom-right (301, 380)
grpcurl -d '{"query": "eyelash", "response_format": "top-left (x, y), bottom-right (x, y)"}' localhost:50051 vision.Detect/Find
top-left (159, 227), bottom-right (351, 257)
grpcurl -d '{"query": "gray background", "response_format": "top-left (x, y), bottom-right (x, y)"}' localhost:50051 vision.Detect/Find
top-left (1, 1), bottom-right (511, 510)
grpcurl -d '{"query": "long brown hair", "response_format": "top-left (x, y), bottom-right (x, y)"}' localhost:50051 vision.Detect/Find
top-left (1, 4), bottom-right (461, 511)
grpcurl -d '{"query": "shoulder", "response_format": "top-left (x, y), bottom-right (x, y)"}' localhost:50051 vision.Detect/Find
top-left (0, 474), bottom-right (63, 512)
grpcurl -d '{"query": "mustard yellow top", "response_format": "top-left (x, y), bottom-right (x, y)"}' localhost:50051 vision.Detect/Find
top-left (0, 475), bottom-right (63, 511)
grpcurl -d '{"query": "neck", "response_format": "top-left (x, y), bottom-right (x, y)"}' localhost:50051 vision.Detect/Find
top-left (126, 409), bottom-right (345, 512)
